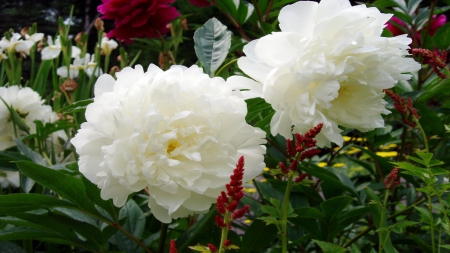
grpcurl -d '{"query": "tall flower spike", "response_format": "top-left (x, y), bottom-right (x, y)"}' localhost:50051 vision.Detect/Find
top-left (384, 89), bottom-right (420, 127)
top-left (384, 168), bottom-right (400, 190)
top-left (169, 239), bottom-right (178, 253)
top-left (412, 48), bottom-right (448, 79)
top-left (215, 156), bottom-right (250, 229)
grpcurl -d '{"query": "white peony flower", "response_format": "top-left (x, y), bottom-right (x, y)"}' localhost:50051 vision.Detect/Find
top-left (41, 36), bottom-right (81, 60)
top-left (101, 37), bottom-right (118, 56)
top-left (0, 86), bottom-right (72, 165)
top-left (0, 86), bottom-right (58, 150)
top-left (237, 0), bottom-right (421, 147)
top-left (71, 65), bottom-right (266, 223)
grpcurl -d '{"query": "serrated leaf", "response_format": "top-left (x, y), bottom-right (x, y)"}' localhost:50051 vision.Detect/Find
top-left (313, 240), bottom-right (346, 253)
top-left (377, 220), bottom-right (419, 233)
top-left (194, 18), bottom-right (231, 77)
top-left (414, 206), bottom-right (431, 224)
top-left (260, 205), bottom-right (281, 218)
top-left (405, 155), bottom-right (426, 166)
top-left (269, 197), bottom-right (280, 208)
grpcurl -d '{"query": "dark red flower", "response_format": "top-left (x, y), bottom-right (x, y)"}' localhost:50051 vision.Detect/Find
top-left (386, 15), bottom-right (447, 40)
top-left (189, 0), bottom-right (213, 7)
top-left (98, 0), bottom-right (180, 43)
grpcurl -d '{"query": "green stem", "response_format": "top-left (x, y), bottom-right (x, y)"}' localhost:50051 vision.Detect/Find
top-left (218, 211), bottom-right (231, 253)
top-left (412, 117), bottom-right (429, 152)
top-left (215, 59), bottom-right (238, 77)
top-left (281, 173), bottom-right (294, 253)
top-left (378, 190), bottom-right (390, 253)
top-left (104, 54), bottom-right (110, 74)
top-left (426, 187), bottom-right (436, 253)
top-left (343, 197), bottom-right (427, 248)
top-left (158, 222), bottom-right (169, 253)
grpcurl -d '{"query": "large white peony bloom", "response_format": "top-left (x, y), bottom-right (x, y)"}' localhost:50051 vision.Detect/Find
top-left (71, 65), bottom-right (266, 223)
top-left (237, 0), bottom-right (421, 147)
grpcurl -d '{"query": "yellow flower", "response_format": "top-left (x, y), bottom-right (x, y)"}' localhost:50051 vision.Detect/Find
top-left (333, 163), bottom-right (346, 168)
top-left (380, 143), bottom-right (398, 150)
top-left (263, 167), bottom-right (270, 172)
top-left (318, 162), bottom-right (327, 167)
top-left (376, 151), bottom-right (398, 157)
top-left (243, 188), bottom-right (257, 193)
top-left (244, 219), bottom-right (252, 224)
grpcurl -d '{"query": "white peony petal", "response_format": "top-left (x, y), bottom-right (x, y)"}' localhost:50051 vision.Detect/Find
top-left (279, 1), bottom-right (318, 36)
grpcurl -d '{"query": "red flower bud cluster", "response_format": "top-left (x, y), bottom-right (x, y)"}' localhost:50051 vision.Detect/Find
top-left (169, 239), bottom-right (178, 253)
top-left (208, 244), bottom-right (217, 253)
top-left (384, 89), bottom-right (420, 127)
top-left (224, 240), bottom-right (231, 247)
top-left (412, 48), bottom-right (448, 79)
top-left (384, 168), bottom-right (400, 190)
top-left (215, 156), bottom-right (250, 228)
top-left (295, 173), bottom-right (308, 183)
top-left (280, 123), bottom-right (323, 174)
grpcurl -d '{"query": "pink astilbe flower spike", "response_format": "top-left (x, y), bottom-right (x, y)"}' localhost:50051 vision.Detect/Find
top-left (208, 244), bottom-right (217, 253)
top-left (169, 239), bottom-right (178, 253)
top-left (215, 156), bottom-right (250, 229)
top-left (384, 89), bottom-right (420, 127)
top-left (384, 168), bottom-right (400, 190)
top-left (412, 48), bottom-right (448, 79)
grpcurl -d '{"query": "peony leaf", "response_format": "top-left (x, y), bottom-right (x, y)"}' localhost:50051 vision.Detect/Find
top-left (113, 199), bottom-right (145, 253)
top-left (194, 17), bottom-right (232, 77)
top-left (0, 194), bottom-right (76, 215)
top-left (433, 22), bottom-right (450, 50)
top-left (15, 161), bottom-right (103, 218)
top-left (242, 219), bottom-right (278, 252)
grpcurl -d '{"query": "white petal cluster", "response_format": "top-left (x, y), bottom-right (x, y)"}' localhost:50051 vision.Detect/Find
top-left (57, 53), bottom-right (102, 78)
top-left (0, 33), bottom-right (42, 55)
top-left (71, 65), bottom-right (266, 223)
top-left (41, 35), bottom-right (81, 60)
top-left (0, 86), bottom-right (71, 187)
top-left (238, 0), bottom-right (421, 146)
top-left (101, 37), bottom-right (118, 56)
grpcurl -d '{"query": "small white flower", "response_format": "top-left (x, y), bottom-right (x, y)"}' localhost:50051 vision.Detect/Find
top-left (41, 36), bottom-right (81, 60)
top-left (0, 33), bottom-right (34, 54)
top-left (57, 53), bottom-right (102, 78)
top-left (71, 65), bottom-right (266, 223)
top-left (0, 49), bottom-right (7, 63)
top-left (0, 170), bottom-right (19, 189)
top-left (237, 0), bottom-right (421, 146)
top-left (101, 37), bottom-right (118, 56)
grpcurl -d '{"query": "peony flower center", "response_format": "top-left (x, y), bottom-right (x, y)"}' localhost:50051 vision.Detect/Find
top-left (167, 139), bottom-right (181, 155)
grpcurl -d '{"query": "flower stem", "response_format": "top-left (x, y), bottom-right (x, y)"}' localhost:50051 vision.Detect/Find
top-left (158, 222), bottom-right (169, 253)
top-left (281, 173), bottom-right (294, 253)
top-left (426, 188), bottom-right (436, 253)
top-left (215, 58), bottom-right (238, 77)
top-left (412, 117), bottom-right (429, 152)
top-left (218, 211), bottom-right (231, 253)
top-left (378, 190), bottom-right (390, 253)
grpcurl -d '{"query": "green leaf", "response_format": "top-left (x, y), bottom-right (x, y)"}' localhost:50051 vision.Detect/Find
top-left (16, 161), bottom-right (101, 218)
top-left (13, 139), bottom-right (47, 166)
top-left (58, 98), bottom-right (93, 114)
top-left (114, 199), bottom-right (145, 253)
top-left (321, 196), bottom-right (354, 222)
top-left (312, 240), bottom-right (346, 253)
top-left (82, 176), bottom-right (119, 220)
top-left (0, 98), bottom-right (30, 134)
top-left (177, 207), bottom-right (216, 252)
top-left (242, 219), bottom-right (278, 252)
top-left (433, 22), bottom-right (450, 50)
top-left (0, 227), bottom-right (68, 243)
top-left (292, 207), bottom-right (324, 220)
top-left (377, 220), bottom-right (419, 234)
top-left (349, 244), bottom-right (362, 253)
top-left (394, 162), bottom-right (426, 178)
top-left (194, 18), bottom-right (231, 77)
top-left (414, 206), bottom-right (431, 224)
top-left (0, 194), bottom-right (76, 215)
top-left (416, 103), bottom-right (445, 136)
top-left (0, 242), bottom-right (26, 253)
top-left (415, 151), bottom-right (433, 165)
top-left (260, 205), bottom-right (282, 218)
top-left (364, 187), bottom-right (397, 253)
